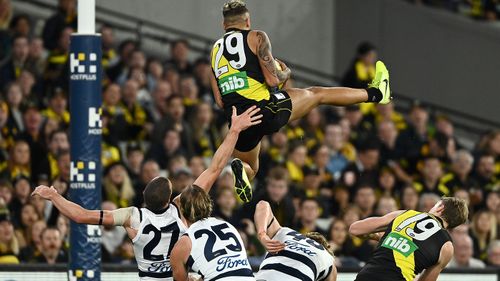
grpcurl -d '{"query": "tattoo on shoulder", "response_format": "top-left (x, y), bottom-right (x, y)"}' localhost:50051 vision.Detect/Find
top-left (256, 31), bottom-right (289, 82)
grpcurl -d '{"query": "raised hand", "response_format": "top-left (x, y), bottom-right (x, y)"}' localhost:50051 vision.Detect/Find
top-left (230, 105), bottom-right (263, 133)
top-left (258, 232), bottom-right (286, 254)
top-left (31, 185), bottom-right (58, 200)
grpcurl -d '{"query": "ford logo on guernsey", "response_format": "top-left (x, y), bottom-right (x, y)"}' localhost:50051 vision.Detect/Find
top-left (216, 254), bottom-right (249, 272)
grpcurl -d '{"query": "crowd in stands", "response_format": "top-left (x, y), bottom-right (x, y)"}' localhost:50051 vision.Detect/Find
top-left (0, 0), bottom-right (499, 270)
top-left (407, 0), bottom-right (500, 21)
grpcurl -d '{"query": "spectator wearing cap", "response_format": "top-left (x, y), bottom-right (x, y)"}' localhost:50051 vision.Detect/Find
top-left (440, 149), bottom-right (477, 194)
top-left (487, 240), bottom-right (500, 267)
top-left (413, 157), bottom-right (449, 196)
top-left (35, 227), bottom-right (67, 264)
top-left (0, 35), bottom-right (30, 86)
top-left (165, 39), bottom-right (192, 75)
top-left (44, 26), bottom-right (73, 92)
top-left (341, 140), bottom-right (381, 191)
top-left (42, 88), bottom-right (70, 128)
top-left (295, 198), bottom-right (326, 236)
top-left (133, 160), bottom-right (160, 207)
top-left (395, 104), bottom-right (431, 174)
top-left (103, 162), bottom-right (135, 208)
top-left (190, 102), bottom-right (221, 158)
top-left (0, 211), bottom-right (19, 264)
top-left (470, 210), bottom-right (497, 262)
top-left (447, 235), bottom-right (485, 268)
top-left (341, 41), bottom-right (377, 89)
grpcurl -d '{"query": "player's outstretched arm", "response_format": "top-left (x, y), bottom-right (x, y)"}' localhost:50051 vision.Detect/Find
top-left (349, 210), bottom-right (404, 237)
top-left (32, 185), bottom-right (132, 227)
top-left (170, 235), bottom-right (191, 281)
top-left (252, 30), bottom-right (291, 87)
top-left (192, 106), bottom-right (262, 192)
top-left (417, 241), bottom-right (453, 281)
top-left (254, 200), bottom-right (285, 253)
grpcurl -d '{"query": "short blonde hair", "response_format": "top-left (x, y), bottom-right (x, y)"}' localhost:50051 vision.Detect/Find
top-left (180, 185), bottom-right (213, 223)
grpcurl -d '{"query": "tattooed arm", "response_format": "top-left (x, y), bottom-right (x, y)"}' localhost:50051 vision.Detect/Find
top-left (251, 30), bottom-right (291, 87)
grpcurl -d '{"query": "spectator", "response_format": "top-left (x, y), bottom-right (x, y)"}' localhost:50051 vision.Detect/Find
top-left (106, 39), bottom-right (137, 82)
top-left (487, 240), bottom-right (500, 267)
top-left (0, 180), bottom-right (13, 209)
top-left (295, 198), bottom-right (326, 235)
top-left (354, 185), bottom-right (376, 219)
top-left (147, 80), bottom-right (172, 122)
top-left (400, 185), bottom-right (419, 210)
top-left (103, 162), bottom-right (135, 208)
top-left (486, 191), bottom-right (500, 221)
top-left (192, 57), bottom-right (212, 98)
top-left (119, 79), bottom-right (151, 140)
top-left (14, 203), bottom-right (39, 249)
top-left (189, 156), bottom-right (206, 179)
top-left (242, 167), bottom-right (295, 226)
top-left (1, 140), bottom-right (31, 180)
top-left (0, 35), bottom-right (30, 86)
top-left (447, 235), bottom-right (485, 268)
top-left (341, 140), bottom-right (380, 190)
top-left (324, 123), bottom-right (350, 179)
top-left (341, 41), bottom-right (377, 88)
top-left (146, 58), bottom-right (164, 91)
top-left (213, 186), bottom-right (238, 227)
top-left (5, 82), bottom-right (24, 132)
top-left (170, 167), bottom-right (193, 198)
top-left (375, 196), bottom-right (398, 216)
top-left (125, 143), bottom-right (144, 185)
top-left (286, 142), bottom-right (308, 184)
top-left (328, 219), bottom-right (361, 268)
top-left (190, 102), bottom-right (220, 158)
top-left (377, 168), bottom-right (397, 197)
top-left (100, 24), bottom-right (117, 69)
top-left (418, 193), bottom-right (440, 212)
top-left (133, 160), bottom-right (160, 207)
top-left (166, 39), bottom-right (192, 74)
top-left (42, 88), bottom-right (70, 128)
top-left (56, 215), bottom-right (69, 250)
top-left (35, 227), bottom-right (67, 264)
top-left (0, 0), bottom-right (12, 30)
top-left (0, 101), bottom-right (14, 155)
top-left (26, 38), bottom-right (46, 78)
top-left (473, 154), bottom-right (499, 192)
top-left (9, 14), bottom-right (31, 38)
top-left (100, 201), bottom-right (126, 262)
top-left (441, 149), bottom-right (476, 193)
top-left (18, 219), bottom-right (45, 262)
top-left (44, 26), bottom-right (72, 92)
top-left (0, 210), bottom-right (19, 264)
top-left (179, 74), bottom-right (200, 116)
top-left (41, 0), bottom-right (77, 51)
top-left (470, 210), bottom-right (497, 261)
top-left (413, 157), bottom-right (449, 196)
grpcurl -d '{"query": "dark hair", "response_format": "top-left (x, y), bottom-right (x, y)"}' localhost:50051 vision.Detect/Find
top-left (357, 41), bottom-right (376, 56)
top-left (41, 227), bottom-right (60, 239)
top-left (300, 197), bottom-right (320, 208)
top-left (222, 0), bottom-right (249, 18)
top-left (49, 129), bottom-right (67, 143)
top-left (440, 197), bottom-right (468, 229)
top-left (143, 177), bottom-right (172, 212)
top-left (171, 39), bottom-right (189, 49)
top-left (267, 166), bottom-right (289, 183)
top-left (180, 184), bottom-right (213, 223)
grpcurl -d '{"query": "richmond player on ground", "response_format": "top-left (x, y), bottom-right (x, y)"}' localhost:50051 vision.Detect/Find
top-left (210, 0), bottom-right (392, 203)
top-left (349, 197), bottom-right (468, 281)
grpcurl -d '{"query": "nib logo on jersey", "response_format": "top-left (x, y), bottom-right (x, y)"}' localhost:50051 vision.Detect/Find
top-left (382, 232), bottom-right (419, 257)
top-left (88, 107), bottom-right (102, 135)
top-left (70, 161), bottom-right (97, 189)
top-left (70, 52), bottom-right (97, 81)
top-left (218, 72), bottom-right (249, 95)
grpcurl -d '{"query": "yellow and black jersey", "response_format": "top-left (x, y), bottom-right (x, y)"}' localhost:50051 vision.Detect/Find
top-left (210, 28), bottom-right (270, 108)
top-left (356, 210), bottom-right (451, 281)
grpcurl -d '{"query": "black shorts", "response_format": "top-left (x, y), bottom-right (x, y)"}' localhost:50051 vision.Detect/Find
top-left (226, 90), bottom-right (292, 152)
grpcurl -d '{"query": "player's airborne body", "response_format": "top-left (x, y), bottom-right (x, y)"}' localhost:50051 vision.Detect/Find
top-left (253, 200), bottom-right (336, 281)
top-left (31, 106), bottom-right (262, 281)
top-left (210, 0), bottom-right (392, 202)
top-left (349, 197), bottom-right (469, 281)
